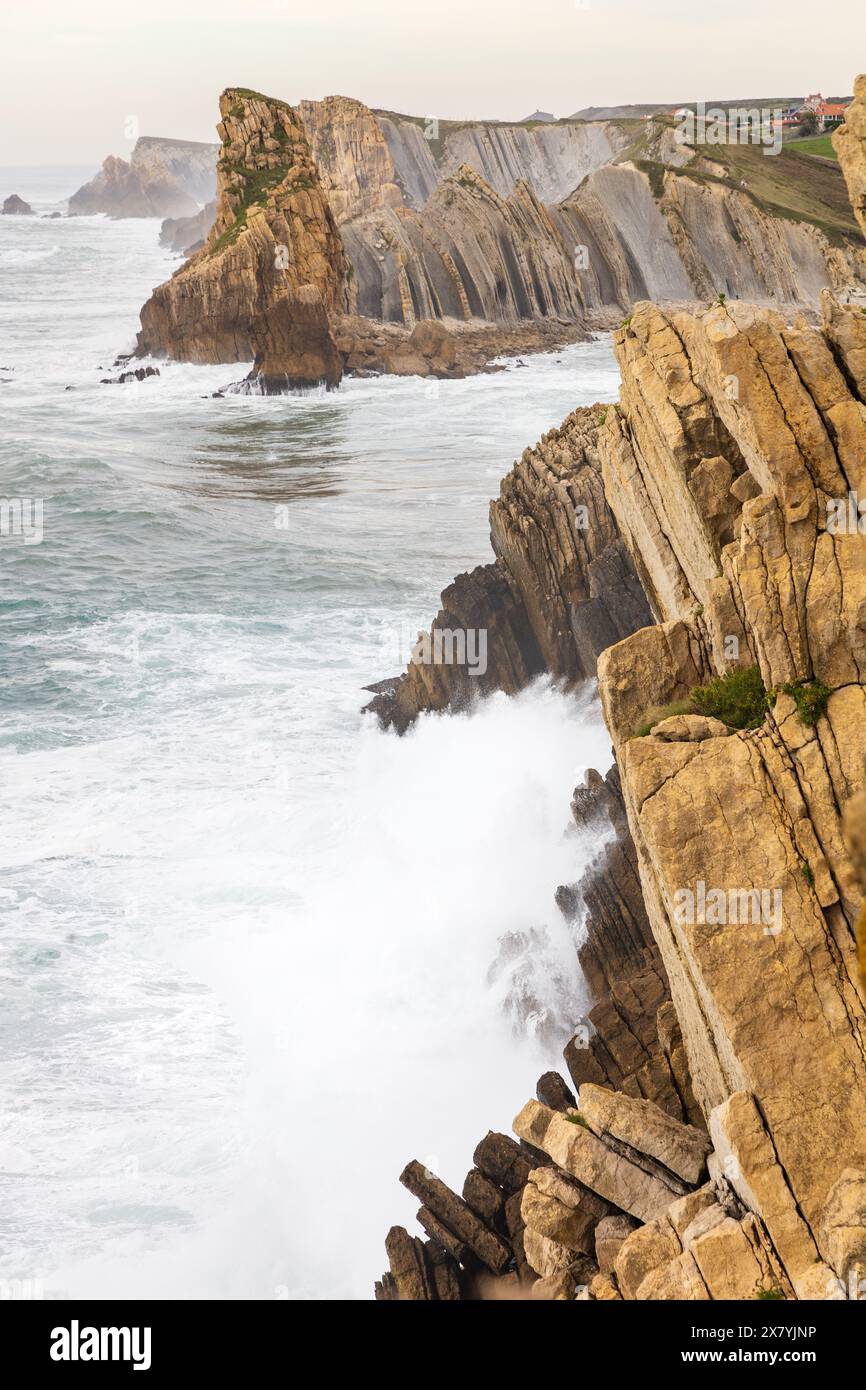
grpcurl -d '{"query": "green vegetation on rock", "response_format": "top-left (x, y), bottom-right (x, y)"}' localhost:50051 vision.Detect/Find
top-left (776, 678), bottom-right (832, 726)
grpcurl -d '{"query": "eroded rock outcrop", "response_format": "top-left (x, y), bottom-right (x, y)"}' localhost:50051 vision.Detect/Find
top-left (591, 293), bottom-right (866, 1283)
top-left (137, 90), bottom-right (347, 390)
top-left (135, 92), bottom-right (866, 387)
top-left (369, 405), bottom-right (652, 730)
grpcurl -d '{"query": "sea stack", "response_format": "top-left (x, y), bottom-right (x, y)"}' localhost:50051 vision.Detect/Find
top-left (2, 194), bottom-right (33, 215)
top-left (136, 89), bottom-right (346, 391)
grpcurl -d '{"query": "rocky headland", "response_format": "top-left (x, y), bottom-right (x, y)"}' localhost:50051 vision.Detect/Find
top-left (372, 77), bottom-right (866, 1301)
top-left (69, 136), bottom-right (219, 218)
top-left (133, 87), bottom-right (866, 391)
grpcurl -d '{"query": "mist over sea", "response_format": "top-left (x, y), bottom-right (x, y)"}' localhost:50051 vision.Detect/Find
top-left (0, 169), bottom-right (620, 1297)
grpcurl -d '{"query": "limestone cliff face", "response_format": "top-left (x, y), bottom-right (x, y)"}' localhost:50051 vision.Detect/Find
top-left (835, 75), bottom-right (866, 242)
top-left (135, 94), bottom-right (866, 386)
top-left (297, 99), bottom-right (864, 330)
top-left (137, 90), bottom-right (346, 390)
top-left (368, 406), bottom-right (651, 731)
top-left (375, 300), bottom-right (866, 1298)
top-left (373, 79), bottom-right (866, 1300)
top-left (594, 297), bottom-right (866, 1273)
top-left (69, 137), bottom-right (218, 218)
top-left (298, 96), bottom-right (404, 224)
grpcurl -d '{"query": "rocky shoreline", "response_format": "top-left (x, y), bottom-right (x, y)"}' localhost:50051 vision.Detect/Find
top-left (371, 77), bottom-right (866, 1301)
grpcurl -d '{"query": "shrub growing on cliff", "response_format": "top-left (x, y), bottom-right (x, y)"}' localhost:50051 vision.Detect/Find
top-left (690, 665), bottom-right (769, 729)
top-left (776, 678), bottom-right (831, 727)
top-left (632, 665), bottom-right (771, 738)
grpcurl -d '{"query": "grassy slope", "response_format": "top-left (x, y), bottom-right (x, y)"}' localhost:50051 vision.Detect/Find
top-left (787, 134), bottom-right (838, 160)
top-left (618, 119), bottom-right (860, 246)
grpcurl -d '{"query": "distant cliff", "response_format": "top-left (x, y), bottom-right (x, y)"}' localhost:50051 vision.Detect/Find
top-left (69, 136), bottom-right (218, 218)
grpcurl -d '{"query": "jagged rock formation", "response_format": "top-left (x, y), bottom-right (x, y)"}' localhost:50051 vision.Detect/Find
top-left (2, 194), bottom-right (33, 215)
top-left (69, 137), bottom-right (218, 218)
top-left (377, 295), bottom-right (866, 1299)
top-left (368, 406), bottom-right (651, 730)
top-left (593, 296), bottom-right (866, 1263)
top-left (137, 90), bottom-right (346, 390)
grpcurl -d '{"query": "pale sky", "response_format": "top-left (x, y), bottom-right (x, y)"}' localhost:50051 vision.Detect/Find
top-left (3, 0), bottom-right (865, 167)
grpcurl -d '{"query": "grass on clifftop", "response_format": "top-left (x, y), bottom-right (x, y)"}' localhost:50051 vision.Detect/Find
top-left (787, 133), bottom-right (837, 161)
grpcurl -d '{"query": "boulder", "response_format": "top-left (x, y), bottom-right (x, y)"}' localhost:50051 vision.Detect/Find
top-left (578, 1082), bottom-right (711, 1184)
top-left (595, 1213), bottom-right (639, 1275)
top-left (614, 1218), bottom-right (682, 1299)
top-left (513, 1101), bottom-right (681, 1222)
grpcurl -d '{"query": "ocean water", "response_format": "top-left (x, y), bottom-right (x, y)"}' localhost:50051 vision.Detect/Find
top-left (0, 170), bottom-right (620, 1299)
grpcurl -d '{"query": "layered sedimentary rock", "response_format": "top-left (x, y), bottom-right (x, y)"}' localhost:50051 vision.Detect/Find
top-left (369, 406), bottom-right (651, 730)
top-left (135, 89), bottom-right (866, 387)
top-left (69, 137), bottom-right (218, 218)
top-left (375, 78), bottom-right (866, 1300)
top-left (137, 90), bottom-right (346, 390)
top-left (592, 295), bottom-right (866, 1269)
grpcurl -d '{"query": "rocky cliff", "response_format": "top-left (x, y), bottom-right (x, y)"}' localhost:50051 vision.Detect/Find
top-left (137, 90), bottom-right (346, 390)
top-left (69, 136), bottom-right (218, 218)
top-left (373, 78), bottom-right (866, 1301)
top-left (134, 90), bottom-right (866, 388)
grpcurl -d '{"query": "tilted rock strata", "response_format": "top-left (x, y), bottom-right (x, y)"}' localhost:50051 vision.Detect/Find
top-left (593, 295), bottom-right (866, 1262)
top-left (135, 92), bottom-right (866, 386)
top-left (137, 90), bottom-right (347, 390)
top-left (370, 406), bottom-right (652, 730)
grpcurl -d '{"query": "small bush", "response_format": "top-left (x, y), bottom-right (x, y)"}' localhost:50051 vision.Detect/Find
top-left (563, 1112), bottom-right (589, 1129)
top-left (691, 665), bottom-right (770, 730)
top-left (801, 863), bottom-right (815, 888)
top-left (756, 1286), bottom-right (785, 1301)
top-left (777, 679), bottom-right (831, 727)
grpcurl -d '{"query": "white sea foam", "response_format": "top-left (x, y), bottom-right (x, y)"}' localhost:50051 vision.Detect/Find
top-left (0, 200), bottom-right (621, 1298)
